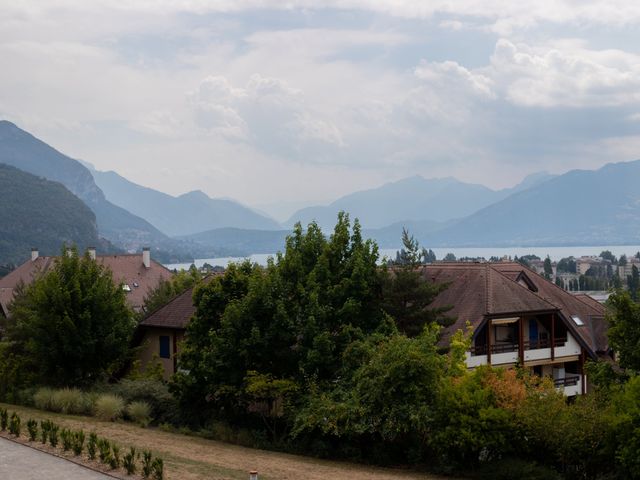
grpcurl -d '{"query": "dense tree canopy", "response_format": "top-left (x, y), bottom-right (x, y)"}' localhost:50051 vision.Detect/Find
top-left (1, 246), bottom-right (135, 388)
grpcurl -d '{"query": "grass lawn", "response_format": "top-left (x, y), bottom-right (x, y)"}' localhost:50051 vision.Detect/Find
top-left (0, 402), bottom-right (453, 480)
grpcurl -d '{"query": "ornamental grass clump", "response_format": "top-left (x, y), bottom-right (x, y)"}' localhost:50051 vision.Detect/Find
top-left (98, 438), bottom-right (112, 464)
top-left (33, 388), bottom-right (55, 411)
top-left (152, 457), bottom-right (164, 480)
top-left (94, 394), bottom-right (125, 421)
top-left (51, 387), bottom-right (86, 414)
top-left (26, 419), bottom-right (38, 441)
top-left (126, 400), bottom-right (152, 427)
top-left (110, 444), bottom-right (121, 470)
top-left (40, 420), bottom-right (51, 444)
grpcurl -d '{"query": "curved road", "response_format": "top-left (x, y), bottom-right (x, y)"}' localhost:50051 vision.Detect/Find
top-left (0, 437), bottom-right (111, 479)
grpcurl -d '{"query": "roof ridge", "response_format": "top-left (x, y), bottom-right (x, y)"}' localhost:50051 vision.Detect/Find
top-left (487, 264), bottom-right (559, 312)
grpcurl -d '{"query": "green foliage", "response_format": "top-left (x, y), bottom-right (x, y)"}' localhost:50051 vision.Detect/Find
top-left (142, 450), bottom-right (153, 478)
top-left (543, 256), bottom-right (553, 279)
top-left (40, 420), bottom-right (50, 444)
top-left (110, 444), bottom-right (121, 469)
top-left (127, 357), bottom-right (165, 382)
top-left (126, 400), bottom-right (152, 427)
top-left (33, 388), bottom-right (56, 411)
top-left (61, 428), bottom-right (73, 451)
top-left (152, 457), bottom-right (164, 480)
top-left (72, 430), bottom-right (85, 455)
top-left (556, 256), bottom-right (576, 273)
top-left (381, 229), bottom-right (451, 337)
top-left (173, 213), bottom-right (388, 428)
top-left (97, 438), bottom-right (112, 464)
top-left (26, 418), bottom-right (38, 441)
top-left (0, 407), bottom-right (7, 430)
top-left (141, 267), bottom-right (201, 318)
top-left (3, 246), bottom-right (135, 387)
top-left (94, 393), bottom-right (125, 421)
top-left (49, 423), bottom-right (59, 447)
top-left (476, 458), bottom-right (562, 480)
top-left (8, 411), bottom-right (21, 436)
top-left (109, 379), bottom-right (178, 425)
top-left (607, 290), bottom-right (640, 371)
top-left (87, 432), bottom-right (98, 459)
top-left (51, 387), bottom-right (90, 414)
top-left (123, 447), bottom-right (138, 474)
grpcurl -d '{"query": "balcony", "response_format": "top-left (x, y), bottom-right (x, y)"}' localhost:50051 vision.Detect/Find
top-left (554, 374), bottom-right (583, 396)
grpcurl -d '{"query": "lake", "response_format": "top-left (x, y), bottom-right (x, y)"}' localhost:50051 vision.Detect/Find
top-left (164, 245), bottom-right (640, 270)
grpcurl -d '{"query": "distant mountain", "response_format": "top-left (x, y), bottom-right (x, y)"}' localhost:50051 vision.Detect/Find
top-left (426, 160), bottom-right (640, 247)
top-left (0, 164), bottom-right (104, 265)
top-left (285, 173), bottom-right (555, 231)
top-left (90, 168), bottom-right (280, 237)
top-left (179, 228), bottom-right (290, 255)
top-left (0, 120), bottom-right (195, 261)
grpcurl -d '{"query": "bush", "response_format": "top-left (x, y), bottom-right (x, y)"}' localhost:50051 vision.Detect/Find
top-left (123, 447), bottom-right (138, 474)
top-left (476, 458), bottom-right (563, 480)
top-left (61, 428), bottom-right (73, 451)
top-left (49, 424), bottom-right (59, 447)
top-left (40, 420), bottom-right (50, 444)
top-left (142, 450), bottom-right (153, 478)
top-left (87, 432), bottom-right (98, 460)
top-left (33, 388), bottom-right (55, 411)
top-left (110, 444), bottom-right (121, 469)
top-left (94, 394), bottom-right (125, 421)
top-left (51, 387), bottom-right (88, 414)
top-left (8, 412), bottom-right (21, 436)
top-left (26, 418), bottom-right (38, 441)
top-left (126, 400), bottom-right (152, 427)
top-left (110, 379), bottom-right (179, 425)
top-left (72, 430), bottom-right (85, 455)
top-left (0, 407), bottom-right (7, 430)
top-left (98, 438), bottom-right (112, 464)
top-left (152, 457), bottom-right (164, 480)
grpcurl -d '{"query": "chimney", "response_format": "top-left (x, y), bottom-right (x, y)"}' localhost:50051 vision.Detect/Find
top-left (31, 248), bottom-right (39, 262)
top-left (88, 247), bottom-right (96, 260)
top-left (142, 247), bottom-right (150, 269)
top-left (66, 248), bottom-right (73, 257)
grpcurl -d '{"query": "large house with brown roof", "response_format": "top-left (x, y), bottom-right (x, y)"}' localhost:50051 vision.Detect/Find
top-left (426, 262), bottom-right (608, 396)
top-left (0, 247), bottom-right (173, 317)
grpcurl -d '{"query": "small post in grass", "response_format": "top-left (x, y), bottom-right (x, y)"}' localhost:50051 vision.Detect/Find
top-left (249, 470), bottom-right (258, 480)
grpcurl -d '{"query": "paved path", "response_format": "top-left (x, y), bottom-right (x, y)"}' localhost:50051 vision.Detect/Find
top-left (0, 437), bottom-right (112, 479)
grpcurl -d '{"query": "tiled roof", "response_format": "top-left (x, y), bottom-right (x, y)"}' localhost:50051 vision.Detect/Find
top-left (423, 263), bottom-right (559, 345)
top-left (139, 276), bottom-right (216, 330)
top-left (0, 253), bottom-right (173, 313)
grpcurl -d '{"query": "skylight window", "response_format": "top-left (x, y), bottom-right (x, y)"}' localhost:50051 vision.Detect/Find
top-left (122, 284), bottom-right (131, 292)
top-left (571, 315), bottom-right (584, 326)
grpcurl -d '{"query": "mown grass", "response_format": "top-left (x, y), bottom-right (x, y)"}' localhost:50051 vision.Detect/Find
top-left (0, 402), bottom-right (451, 480)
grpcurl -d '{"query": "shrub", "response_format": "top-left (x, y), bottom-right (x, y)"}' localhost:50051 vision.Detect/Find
top-left (476, 458), bottom-right (563, 480)
top-left (0, 407), bottom-right (7, 430)
top-left (87, 432), bottom-right (98, 460)
top-left (110, 379), bottom-right (179, 425)
top-left (98, 438), bottom-right (112, 464)
top-left (142, 450), bottom-right (153, 478)
top-left (61, 428), bottom-right (73, 451)
top-left (8, 412), bottom-right (21, 436)
top-left (152, 457), bottom-right (164, 480)
top-left (51, 387), bottom-right (87, 414)
top-left (94, 394), bottom-right (125, 421)
top-left (33, 387), bottom-right (55, 411)
top-left (123, 447), bottom-right (138, 474)
top-left (110, 444), bottom-right (121, 469)
top-left (40, 420), bottom-right (50, 444)
top-left (126, 400), bottom-right (152, 427)
top-left (26, 419), bottom-right (38, 441)
top-left (72, 430), bottom-right (85, 455)
top-left (49, 424), bottom-right (59, 447)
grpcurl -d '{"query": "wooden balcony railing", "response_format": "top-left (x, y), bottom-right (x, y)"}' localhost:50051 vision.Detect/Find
top-left (470, 337), bottom-right (568, 357)
top-left (553, 375), bottom-right (580, 388)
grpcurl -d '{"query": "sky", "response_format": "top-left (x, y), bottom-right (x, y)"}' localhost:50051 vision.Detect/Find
top-left (1, 1), bottom-right (640, 221)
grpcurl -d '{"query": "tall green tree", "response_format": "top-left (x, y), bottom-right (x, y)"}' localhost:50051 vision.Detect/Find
top-left (543, 256), bottom-right (553, 280)
top-left (381, 229), bottom-right (451, 337)
top-left (608, 291), bottom-right (640, 372)
top-left (3, 246), bottom-right (135, 387)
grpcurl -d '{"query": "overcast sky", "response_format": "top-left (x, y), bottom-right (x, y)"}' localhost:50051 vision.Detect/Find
top-left (1, 1), bottom-right (640, 219)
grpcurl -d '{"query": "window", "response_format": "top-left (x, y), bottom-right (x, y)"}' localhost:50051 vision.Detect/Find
top-left (571, 315), bottom-right (584, 326)
top-left (159, 336), bottom-right (170, 359)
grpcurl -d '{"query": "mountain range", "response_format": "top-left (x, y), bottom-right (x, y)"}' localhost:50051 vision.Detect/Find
top-left (2, 119), bottom-right (640, 265)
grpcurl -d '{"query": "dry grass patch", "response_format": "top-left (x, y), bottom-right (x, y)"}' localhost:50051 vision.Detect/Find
top-left (1, 402), bottom-right (455, 480)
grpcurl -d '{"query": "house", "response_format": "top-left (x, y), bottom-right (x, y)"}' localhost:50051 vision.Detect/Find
top-left (0, 247), bottom-right (173, 315)
top-left (425, 262), bottom-right (608, 396)
top-left (136, 276), bottom-right (216, 380)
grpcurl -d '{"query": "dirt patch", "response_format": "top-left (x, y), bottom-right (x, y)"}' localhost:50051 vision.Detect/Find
top-left (1, 403), bottom-right (454, 480)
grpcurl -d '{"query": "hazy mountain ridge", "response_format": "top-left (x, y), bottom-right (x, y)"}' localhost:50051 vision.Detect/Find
top-left (424, 161), bottom-right (640, 247)
top-left (0, 164), bottom-right (104, 265)
top-left (90, 168), bottom-right (281, 237)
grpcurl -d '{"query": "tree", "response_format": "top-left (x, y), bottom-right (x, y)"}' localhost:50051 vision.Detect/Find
top-left (543, 256), bottom-right (553, 280)
top-left (557, 257), bottom-right (577, 274)
top-left (608, 290), bottom-right (640, 372)
top-left (141, 266), bottom-right (201, 317)
top-left (600, 250), bottom-right (617, 264)
top-left (620, 255), bottom-right (628, 267)
top-left (444, 253), bottom-right (456, 262)
top-left (629, 265), bottom-right (640, 301)
top-left (381, 229), bottom-right (451, 337)
top-left (2, 246), bottom-right (135, 387)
